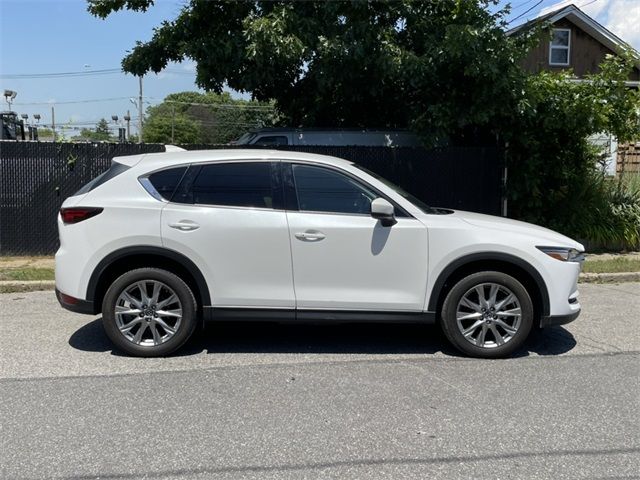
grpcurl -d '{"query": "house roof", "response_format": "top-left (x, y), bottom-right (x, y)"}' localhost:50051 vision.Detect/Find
top-left (506, 3), bottom-right (639, 59)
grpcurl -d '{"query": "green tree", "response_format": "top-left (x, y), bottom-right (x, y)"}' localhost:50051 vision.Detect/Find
top-left (34, 127), bottom-right (54, 140)
top-left (143, 91), bottom-right (275, 144)
top-left (76, 118), bottom-right (114, 142)
top-left (88, 0), bottom-right (530, 143)
top-left (89, 0), bottom-right (640, 246)
top-left (143, 109), bottom-right (201, 144)
top-left (506, 52), bottom-right (640, 246)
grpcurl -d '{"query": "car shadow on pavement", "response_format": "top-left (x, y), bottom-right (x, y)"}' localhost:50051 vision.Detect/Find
top-left (68, 319), bottom-right (577, 358)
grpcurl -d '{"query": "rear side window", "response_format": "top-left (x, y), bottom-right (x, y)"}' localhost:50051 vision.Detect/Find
top-left (147, 167), bottom-right (187, 200)
top-left (191, 162), bottom-right (274, 208)
top-left (74, 161), bottom-right (130, 196)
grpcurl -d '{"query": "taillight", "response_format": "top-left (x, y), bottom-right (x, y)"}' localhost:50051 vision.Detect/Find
top-left (60, 207), bottom-right (103, 224)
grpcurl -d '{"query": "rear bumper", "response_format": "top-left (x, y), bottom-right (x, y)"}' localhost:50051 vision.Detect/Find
top-left (540, 309), bottom-right (581, 327)
top-left (55, 288), bottom-right (95, 315)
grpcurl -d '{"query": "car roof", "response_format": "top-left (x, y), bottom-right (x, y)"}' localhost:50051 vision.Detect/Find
top-left (115, 149), bottom-right (355, 170)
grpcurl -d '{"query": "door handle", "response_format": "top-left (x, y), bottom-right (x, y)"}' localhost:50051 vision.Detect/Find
top-left (295, 231), bottom-right (326, 241)
top-left (169, 221), bottom-right (200, 231)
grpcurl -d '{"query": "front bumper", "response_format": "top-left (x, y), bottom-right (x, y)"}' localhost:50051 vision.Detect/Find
top-left (55, 288), bottom-right (95, 315)
top-left (540, 309), bottom-right (581, 327)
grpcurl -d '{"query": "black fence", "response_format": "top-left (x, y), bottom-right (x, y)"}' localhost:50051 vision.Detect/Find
top-left (0, 141), bottom-right (502, 255)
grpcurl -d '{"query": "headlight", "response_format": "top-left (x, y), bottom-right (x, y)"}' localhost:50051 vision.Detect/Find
top-left (537, 246), bottom-right (584, 262)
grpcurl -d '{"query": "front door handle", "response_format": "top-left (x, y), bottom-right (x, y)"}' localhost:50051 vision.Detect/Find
top-left (295, 230), bottom-right (326, 242)
top-left (169, 221), bottom-right (200, 231)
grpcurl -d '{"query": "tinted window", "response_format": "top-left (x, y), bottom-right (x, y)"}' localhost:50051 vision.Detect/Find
top-left (148, 167), bottom-right (187, 200)
top-left (192, 162), bottom-right (273, 208)
top-left (292, 164), bottom-right (377, 214)
top-left (74, 161), bottom-right (130, 196)
top-left (254, 135), bottom-right (288, 146)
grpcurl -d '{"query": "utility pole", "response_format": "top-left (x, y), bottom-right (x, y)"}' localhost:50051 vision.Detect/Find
top-left (138, 76), bottom-right (143, 143)
top-left (51, 105), bottom-right (56, 143)
top-left (171, 103), bottom-right (175, 143)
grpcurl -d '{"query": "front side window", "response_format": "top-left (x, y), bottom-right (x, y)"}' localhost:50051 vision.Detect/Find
top-left (292, 164), bottom-right (377, 214)
top-left (191, 162), bottom-right (274, 208)
top-left (549, 29), bottom-right (570, 66)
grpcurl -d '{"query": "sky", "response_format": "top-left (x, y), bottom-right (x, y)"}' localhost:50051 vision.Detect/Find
top-left (1, 0), bottom-right (639, 136)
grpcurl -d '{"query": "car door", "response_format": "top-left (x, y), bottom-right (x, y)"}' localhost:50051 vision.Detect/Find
top-left (284, 162), bottom-right (428, 311)
top-left (161, 161), bottom-right (295, 308)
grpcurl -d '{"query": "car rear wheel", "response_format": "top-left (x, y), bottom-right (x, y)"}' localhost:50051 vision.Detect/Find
top-left (440, 271), bottom-right (534, 358)
top-left (102, 268), bottom-right (197, 357)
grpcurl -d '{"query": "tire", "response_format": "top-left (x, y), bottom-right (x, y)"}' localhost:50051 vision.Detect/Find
top-left (440, 271), bottom-right (534, 358)
top-left (102, 268), bottom-right (198, 357)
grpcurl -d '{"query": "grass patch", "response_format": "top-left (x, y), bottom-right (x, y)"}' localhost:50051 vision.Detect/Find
top-left (0, 267), bottom-right (55, 281)
top-left (582, 257), bottom-right (640, 274)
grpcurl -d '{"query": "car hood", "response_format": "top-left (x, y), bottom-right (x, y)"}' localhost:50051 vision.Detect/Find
top-left (442, 210), bottom-right (584, 250)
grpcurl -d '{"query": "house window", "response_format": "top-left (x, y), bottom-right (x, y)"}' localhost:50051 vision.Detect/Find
top-left (549, 28), bottom-right (570, 66)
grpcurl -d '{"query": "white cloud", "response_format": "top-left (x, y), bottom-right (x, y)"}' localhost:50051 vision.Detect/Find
top-left (539, 0), bottom-right (608, 18)
top-left (604, 0), bottom-right (640, 49)
top-left (535, 0), bottom-right (639, 50)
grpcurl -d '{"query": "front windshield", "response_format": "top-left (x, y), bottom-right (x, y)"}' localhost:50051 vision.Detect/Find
top-left (354, 165), bottom-right (437, 214)
top-left (234, 132), bottom-right (257, 145)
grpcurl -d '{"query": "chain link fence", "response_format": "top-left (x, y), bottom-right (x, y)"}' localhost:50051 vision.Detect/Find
top-left (0, 141), bottom-right (502, 255)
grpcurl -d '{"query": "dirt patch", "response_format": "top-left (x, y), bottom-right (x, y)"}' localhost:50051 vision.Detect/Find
top-left (0, 256), bottom-right (55, 269)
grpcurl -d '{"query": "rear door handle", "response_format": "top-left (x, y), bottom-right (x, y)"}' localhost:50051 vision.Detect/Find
top-left (169, 221), bottom-right (200, 231)
top-left (295, 231), bottom-right (326, 242)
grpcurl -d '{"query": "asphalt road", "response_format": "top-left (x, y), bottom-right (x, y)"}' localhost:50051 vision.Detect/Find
top-left (1, 283), bottom-right (639, 479)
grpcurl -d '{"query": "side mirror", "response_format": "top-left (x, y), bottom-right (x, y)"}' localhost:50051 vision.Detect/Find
top-left (370, 198), bottom-right (397, 227)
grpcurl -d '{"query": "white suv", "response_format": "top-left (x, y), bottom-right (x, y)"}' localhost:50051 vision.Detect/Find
top-left (55, 149), bottom-right (584, 358)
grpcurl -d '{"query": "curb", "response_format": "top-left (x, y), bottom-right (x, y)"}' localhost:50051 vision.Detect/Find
top-left (0, 280), bottom-right (56, 294)
top-left (0, 272), bottom-right (639, 294)
top-left (578, 272), bottom-right (640, 284)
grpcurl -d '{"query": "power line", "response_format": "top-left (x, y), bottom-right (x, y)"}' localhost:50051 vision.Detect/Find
top-left (578, 0), bottom-right (599, 8)
top-left (14, 97), bottom-right (131, 106)
top-left (0, 68), bottom-right (123, 79)
top-left (1, 67), bottom-right (196, 79)
top-left (510, 0), bottom-right (539, 13)
top-left (14, 96), bottom-right (272, 109)
top-left (507, 0), bottom-right (545, 25)
top-left (152, 98), bottom-right (274, 110)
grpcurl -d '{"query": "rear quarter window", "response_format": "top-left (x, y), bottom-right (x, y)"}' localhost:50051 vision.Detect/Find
top-left (147, 167), bottom-right (188, 200)
top-left (74, 161), bottom-right (130, 196)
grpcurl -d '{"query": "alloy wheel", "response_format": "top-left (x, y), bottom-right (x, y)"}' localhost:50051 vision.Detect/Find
top-left (114, 280), bottom-right (183, 347)
top-left (455, 282), bottom-right (522, 349)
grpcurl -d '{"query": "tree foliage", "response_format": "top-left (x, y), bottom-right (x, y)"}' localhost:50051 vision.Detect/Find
top-left (505, 52), bottom-right (640, 247)
top-left (76, 118), bottom-right (114, 142)
top-left (89, 0), bottom-right (640, 246)
top-left (142, 91), bottom-right (276, 144)
top-left (88, 0), bottom-right (530, 144)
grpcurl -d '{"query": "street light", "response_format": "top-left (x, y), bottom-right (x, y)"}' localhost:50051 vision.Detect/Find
top-left (4, 89), bottom-right (17, 110)
top-left (123, 113), bottom-right (131, 141)
top-left (111, 115), bottom-right (119, 122)
top-left (33, 114), bottom-right (41, 123)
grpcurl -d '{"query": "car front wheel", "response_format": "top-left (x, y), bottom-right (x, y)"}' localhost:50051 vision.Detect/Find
top-left (102, 268), bottom-right (197, 357)
top-left (440, 271), bottom-right (534, 358)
